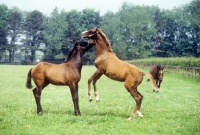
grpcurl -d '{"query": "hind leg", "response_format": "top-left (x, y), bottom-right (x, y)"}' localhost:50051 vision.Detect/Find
top-left (124, 80), bottom-right (143, 120)
top-left (32, 80), bottom-right (49, 114)
top-left (88, 69), bottom-right (103, 102)
top-left (33, 87), bottom-right (43, 114)
top-left (136, 91), bottom-right (144, 117)
top-left (128, 88), bottom-right (143, 120)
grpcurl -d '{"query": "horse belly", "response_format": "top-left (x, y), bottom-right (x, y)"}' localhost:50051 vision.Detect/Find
top-left (105, 66), bottom-right (126, 82)
top-left (105, 72), bottom-right (125, 82)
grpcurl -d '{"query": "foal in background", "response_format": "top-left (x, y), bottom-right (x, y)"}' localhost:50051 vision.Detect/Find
top-left (149, 64), bottom-right (164, 91)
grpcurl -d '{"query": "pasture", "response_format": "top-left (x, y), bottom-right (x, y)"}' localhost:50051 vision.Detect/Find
top-left (0, 65), bottom-right (200, 135)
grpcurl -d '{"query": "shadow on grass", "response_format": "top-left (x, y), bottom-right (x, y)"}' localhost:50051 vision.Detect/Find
top-left (37, 108), bottom-right (130, 119)
top-left (42, 109), bottom-right (74, 115)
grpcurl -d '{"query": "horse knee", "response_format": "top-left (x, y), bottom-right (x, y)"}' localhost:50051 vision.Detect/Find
top-left (88, 78), bottom-right (92, 84)
top-left (136, 96), bottom-right (142, 103)
top-left (72, 97), bottom-right (78, 101)
top-left (72, 97), bottom-right (79, 107)
top-left (138, 92), bottom-right (143, 99)
top-left (92, 80), bottom-right (97, 85)
top-left (33, 88), bottom-right (42, 99)
top-left (133, 94), bottom-right (143, 105)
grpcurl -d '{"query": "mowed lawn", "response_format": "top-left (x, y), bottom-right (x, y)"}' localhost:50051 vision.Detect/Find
top-left (0, 65), bottom-right (200, 135)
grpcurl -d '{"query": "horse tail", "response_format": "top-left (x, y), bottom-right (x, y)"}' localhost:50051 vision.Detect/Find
top-left (26, 68), bottom-right (33, 89)
top-left (143, 72), bottom-right (159, 92)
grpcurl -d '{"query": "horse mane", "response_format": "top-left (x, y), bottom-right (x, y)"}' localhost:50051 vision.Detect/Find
top-left (98, 29), bottom-right (115, 54)
top-left (64, 46), bottom-right (77, 63)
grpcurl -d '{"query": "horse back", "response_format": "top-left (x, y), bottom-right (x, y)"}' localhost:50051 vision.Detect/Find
top-left (31, 62), bottom-right (80, 85)
top-left (95, 53), bottom-right (142, 82)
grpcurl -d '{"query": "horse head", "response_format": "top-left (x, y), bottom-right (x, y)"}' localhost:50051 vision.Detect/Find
top-left (81, 28), bottom-right (114, 54)
top-left (81, 27), bottom-right (102, 39)
top-left (75, 40), bottom-right (95, 53)
top-left (74, 40), bottom-right (95, 48)
top-left (65, 40), bottom-right (95, 62)
top-left (157, 65), bottom-right (164, 81)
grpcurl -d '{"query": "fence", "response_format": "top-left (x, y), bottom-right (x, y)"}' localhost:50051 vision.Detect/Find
top-left (132, 63), bottom-right (200, 78)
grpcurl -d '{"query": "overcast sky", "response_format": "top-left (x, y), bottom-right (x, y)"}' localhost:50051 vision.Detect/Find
top-left (1, 0), bottom-right (192, 15)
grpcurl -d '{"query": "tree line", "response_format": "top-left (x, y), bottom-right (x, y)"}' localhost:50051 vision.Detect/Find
top-left (0, 0), bottom-right (199, 64)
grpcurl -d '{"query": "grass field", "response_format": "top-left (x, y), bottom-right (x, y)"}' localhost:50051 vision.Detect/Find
top-left (0, 65), bottom-right (200, 135)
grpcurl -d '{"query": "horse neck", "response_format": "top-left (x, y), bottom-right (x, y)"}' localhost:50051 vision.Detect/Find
top-left (68, 51), bottom-right (84, 73)
top-left (95, 34), bottom-right (112, 57)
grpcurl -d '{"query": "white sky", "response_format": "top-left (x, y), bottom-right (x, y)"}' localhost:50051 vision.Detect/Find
top-left (0, 0), bottom-right (192, 15)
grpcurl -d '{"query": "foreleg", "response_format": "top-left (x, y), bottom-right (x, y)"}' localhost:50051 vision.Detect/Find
top-left (158, 80), bottom-right (162, 88)
top-left (69, 83), bottom-right (81, 116)
top-left (88, 69), bottom-right (103, 102)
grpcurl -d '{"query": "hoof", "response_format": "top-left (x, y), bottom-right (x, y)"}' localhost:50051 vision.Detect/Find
top-left (89, 95), bottom-right (93, 102)
top-left (95, 96), bottom-right (100, 103)
top-left (96, 100), bottom-right (100, 103)
top-left (137, 111), bottom-right (144, 117)
top-left (75, 112), bottom-right (81, 116)
top-left (37, 112), bottom-right (43, 115)
top-left (153, 89), bottom-right (159, 93)
top-left (138, 114), bottom-right (144, 118)
top-left (127, 117), bottom-right (133, 120)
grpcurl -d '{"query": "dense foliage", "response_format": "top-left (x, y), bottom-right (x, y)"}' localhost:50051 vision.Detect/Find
top-left (128, 57), bottom-right (200, 67)
top-left (0, 0), bottom-right (199, 63)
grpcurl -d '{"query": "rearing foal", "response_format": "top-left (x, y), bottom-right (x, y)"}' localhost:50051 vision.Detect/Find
top-left (26, 40), bottom-right (95, 116)
top-left (81, 28), bottom-right (159, 120)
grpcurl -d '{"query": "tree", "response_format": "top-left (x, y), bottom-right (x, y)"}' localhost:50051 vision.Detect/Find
top-left (118, 2), bottom-right (157, 59)
top-left (159, 10), bottom-right (177, 57)
top-left (81, 8), bottom-right (101, 29)
top-left (6, 8), bottom-right (23, 63)
top-left (63, 9), bottom-right (101, 62)
top-left (186, 0), bottom-right (200, 57)
top-left (64, 10), bottom-right (82, 43)
top-left (0, 4), bottom-right (8, 61)
top-left (42, 7), bottom-right (68, 61)
top-left (153, 9), bottom-right (165, 56)
top-left (172, 7), bottom-right (191, 57)
top-left (101, 11), bottom-right (128, 60)
top-left (25, 10), bottom-right (44, 63)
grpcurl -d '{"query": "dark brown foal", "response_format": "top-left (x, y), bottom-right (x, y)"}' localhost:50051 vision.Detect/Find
top-left (26, 40), bottom-right (95, 115)
top-left (149, 64), bottom-right (164, 91)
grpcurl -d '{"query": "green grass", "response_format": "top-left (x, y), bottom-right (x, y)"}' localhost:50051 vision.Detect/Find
top-left (0, 65), bottom-right (200, 135)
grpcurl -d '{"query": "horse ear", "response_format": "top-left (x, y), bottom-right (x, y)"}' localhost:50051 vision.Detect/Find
top-left (73, 39), bottom-right (78, 45)
top-left (95, 27), bottom-right (99, 32)
top-left (157, 65), bottom-right (161, 70)
top-left (95, 27), bottom-right (100, 34)
top-left (161, 67), bottom-right (164, 70)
